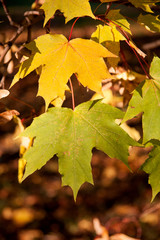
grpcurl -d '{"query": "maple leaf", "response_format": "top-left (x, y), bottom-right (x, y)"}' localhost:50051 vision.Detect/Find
top-left (11, 34), bottom-right (115, 109)
top-left (128, 0), bottom-right (159, 13)
top-left (21, 100), bottom-right (138, 198)
top-left (91, 24), bottom-right (126, 43)
top-left (150, 56), bottom-right (160, 80)
top-left (142, 144), bottom-right (160, 201)
top-left (138, 14), bottom-right (160, 33)
top-left (41, 0), bottom-right (95, 25)
top-left (122, 56), bottom-right (160, 144)
top-left (91, 24), bottom-right (125, 68)
top-left (106, 10), bottom-right (131, 34)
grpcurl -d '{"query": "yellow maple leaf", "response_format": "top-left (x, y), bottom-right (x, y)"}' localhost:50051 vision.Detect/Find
top-left (91, 25), bottom-right (125, 68)
top-left (41, 0), bottom-right (95, 25)
top-left (11, 34), bottom-right (116, 109)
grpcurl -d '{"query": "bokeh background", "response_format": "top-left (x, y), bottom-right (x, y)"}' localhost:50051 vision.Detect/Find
top-left (1, 1), bottom-right (160, 240)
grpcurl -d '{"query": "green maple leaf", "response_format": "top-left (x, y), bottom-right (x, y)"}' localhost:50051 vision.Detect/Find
top-left (142, 144), bottom-right (160, 200)
top-left (150, 56), bottom-right (160, 80)
top-left (11, 34), bottom-right (115, 109)
top-left (123, 56), bottom-right (160, 144)
top-left (41, 0), bottom-right (95, 25)
top-left (21, 101), bottom-right (138, 198)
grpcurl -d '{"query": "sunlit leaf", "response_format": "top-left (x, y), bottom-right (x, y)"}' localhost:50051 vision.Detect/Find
top-left (150, 56), bottom-right (160, 80)
top-left (21, 100), bottom-right (138, 198)
top-left (122, 79), bottom-right (160, 144)
top-left (41, 0), bottom-right (95, 25)
top-left (106, 10), bottom-right (131, 34)
top-left (91, 24), bottom-right (125, 68)
top-left (11, 34), bottom-right (115, 109)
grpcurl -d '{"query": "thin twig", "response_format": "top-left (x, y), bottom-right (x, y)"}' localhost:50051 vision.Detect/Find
top-left (126, 40), bottom-right (150, 78)
top-left (0, 0), bottom-right (20, 28)
top-left (93, 2), bottom-right (103, 14)
top-left (105, 2), bottom-right (112, 15)
top-left (68, 17), bottom-right (80, 41)
top-left (0, 12), bottom-right (43, 63)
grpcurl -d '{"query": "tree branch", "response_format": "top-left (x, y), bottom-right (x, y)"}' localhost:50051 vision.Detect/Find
top-left (0, 0), bottom-right (20, 28)
top-left (0, 10), bottom-right (43, 63)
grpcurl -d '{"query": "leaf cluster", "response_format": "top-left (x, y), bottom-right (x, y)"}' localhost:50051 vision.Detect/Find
top-left (2, 0), bottom-right (160, 200)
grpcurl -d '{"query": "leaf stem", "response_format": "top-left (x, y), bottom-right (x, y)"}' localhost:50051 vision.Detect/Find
top-left (97, 15), bottom-right (150, 78)
top-left (68, 17), bottom-right (80, 41)
top-left (69, 78), bottom-right (75, 110)
top-left (126, 40), bottom-right (150, 78)
top-left (93, 2), bottom-right (103, 14)
top-left (105, 2), bottom-right (112, 15)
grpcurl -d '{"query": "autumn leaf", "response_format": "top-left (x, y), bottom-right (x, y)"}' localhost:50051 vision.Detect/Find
top-left (122, 56), bottom-right (160, 144)
top-left (91, 24), bottom-right (126, 43)
top-left (21, 100), bottom-right (138, 198)
top-left (106, 10), bottom-right (131, 34)
top-left (41, 0), bottom-right (95, 25)
top-left (128, 0), bottom-right (159, 13)
top-left (91, 24), bottom-right (125, 68)
top-left (150, 56), bottom-right (160, 80)
top-left (138, 14), bottom-right (160, 33)
top-left (11, 34), bottom-right (115, 109)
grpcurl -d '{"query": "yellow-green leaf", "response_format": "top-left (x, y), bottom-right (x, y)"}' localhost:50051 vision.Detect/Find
top-left (128, 0), bottom-right (159, 13)
top-left (11, 34), bottom-right (115, 109)
top-left (21, 100), bottom-right (138, 198)
top-left (138, 14), bottom-right (160, 33)
top-left (41, 0), bottom-right (95, 25)
top-left (106, 9), bottom-right (131, 34)
top-left (142, 144), bottom-right (160, 201)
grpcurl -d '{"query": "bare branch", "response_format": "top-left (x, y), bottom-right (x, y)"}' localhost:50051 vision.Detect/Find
top-left (0, 0), bottom-right (20, 28)
top-left (0, 11), bottom-right (43, 63)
